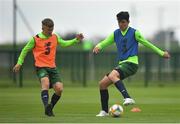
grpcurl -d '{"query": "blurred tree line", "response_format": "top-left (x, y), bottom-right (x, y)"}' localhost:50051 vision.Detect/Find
top-left (152, 29), bottom-right (179, 52)
top-left (0, 29), bottom-right (179, 52)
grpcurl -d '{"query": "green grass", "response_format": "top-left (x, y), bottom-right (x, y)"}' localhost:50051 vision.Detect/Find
top-left (0, 86), bottom-right (180, 123)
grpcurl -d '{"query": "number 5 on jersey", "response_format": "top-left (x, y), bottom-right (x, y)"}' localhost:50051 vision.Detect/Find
top-left (44, 42), bottom-right (51, 55)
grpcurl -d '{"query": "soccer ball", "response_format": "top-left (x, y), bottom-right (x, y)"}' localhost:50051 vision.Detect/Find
top-left (109, 104), bottom-right (123, 117)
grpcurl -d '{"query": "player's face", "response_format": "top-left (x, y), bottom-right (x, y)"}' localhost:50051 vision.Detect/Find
top-left (118, 19), bottom-right (129, 31)
top-left (42, 25), bottom-right (54, 36)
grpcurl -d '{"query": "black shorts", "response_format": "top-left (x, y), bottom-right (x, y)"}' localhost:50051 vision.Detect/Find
top-left (106, 62), bottom-right (138, 80)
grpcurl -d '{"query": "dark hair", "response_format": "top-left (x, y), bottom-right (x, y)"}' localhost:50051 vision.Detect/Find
top-left (42, 18), bottom-right (54, 27)
top-left (116, 11), bottom-right (129, 22)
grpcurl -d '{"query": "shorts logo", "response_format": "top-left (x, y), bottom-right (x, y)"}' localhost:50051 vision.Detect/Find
top-left (40, 73), bottom-right (46, 77)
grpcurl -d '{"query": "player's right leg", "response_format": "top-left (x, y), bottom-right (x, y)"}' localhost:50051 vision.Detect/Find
top-left (36, 67), bottom-right (53, 116)
top-left (40, 77), bottom-right (54, 116)
top-left (41, 77), bottom-right (50, 105)
top-left (96, 75), bottom-right (112, 117)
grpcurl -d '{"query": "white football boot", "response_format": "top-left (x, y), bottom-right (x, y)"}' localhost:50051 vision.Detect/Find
top-left (123, 98), bottom-right (135, 106)
top-left (96, 110), bottom-right (109, 117)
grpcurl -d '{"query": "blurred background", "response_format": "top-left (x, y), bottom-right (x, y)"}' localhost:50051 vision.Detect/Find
top-left (0, 0), bottom-right (180, 87)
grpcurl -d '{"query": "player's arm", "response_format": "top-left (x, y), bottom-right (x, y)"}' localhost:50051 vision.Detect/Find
top-left (56, 33), bottom-right (84, 47)
top-left (135, 30), bottom-right (170, 58)
top-left (93, 33), bottom-right (114, 54)
top-left (13, 37), bottom-right (35, 73)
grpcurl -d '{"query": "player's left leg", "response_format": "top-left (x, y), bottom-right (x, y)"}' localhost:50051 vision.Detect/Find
top-left (48, 67), bottom-right (63, 116)
top-left (108, 62), bottom-right (138, 106)
top-left (108, 69), bottom-right (131, 99)
top-left (51, 82), bottom-right (63, 109)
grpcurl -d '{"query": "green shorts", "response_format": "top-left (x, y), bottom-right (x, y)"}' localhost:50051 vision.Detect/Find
top-left (107, 62), bottom-right (138, 80)
top-left (36, 67), bottom-right (62, 87)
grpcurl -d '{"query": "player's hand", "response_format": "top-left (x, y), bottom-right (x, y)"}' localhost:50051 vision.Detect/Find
top-left (163, 51), bottom-right (170, 59)
top-left (76, 33), bottom-right (84, 41)
top-left (93, 46), bottom-right (100, 54)
top-left (13, 64), bottom-right (21, 73)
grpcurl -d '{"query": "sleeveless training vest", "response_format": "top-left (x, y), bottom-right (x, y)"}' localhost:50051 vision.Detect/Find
top-left (33, 34), bottom-right (58, 67)
top-left (114, 27), bottom-right (138, 61)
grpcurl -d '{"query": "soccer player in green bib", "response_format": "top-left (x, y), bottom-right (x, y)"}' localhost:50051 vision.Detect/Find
top-left (93, 11), bottom-right (170, 117)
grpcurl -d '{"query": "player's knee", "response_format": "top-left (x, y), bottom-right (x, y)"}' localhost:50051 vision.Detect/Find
top-left (108, 73), bottom-right (120, 83)
top-left (99, 81), bottom-right (107, 89)
top-left (57, 86), bottom-right (63, 92)
top-left (108, 73), bottom-right (115, 81)
top-left (55, 84), bottom-right (63, 94)
top-left (41, 82), bottom-right (50, 90)
top-left (41, 77), bottom-right (49, 88)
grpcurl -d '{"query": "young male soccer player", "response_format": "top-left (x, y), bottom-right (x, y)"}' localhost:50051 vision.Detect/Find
top-left (93, 11), bottom-right (170, 117)
top-left (13, 18), bottom-right (84, 117)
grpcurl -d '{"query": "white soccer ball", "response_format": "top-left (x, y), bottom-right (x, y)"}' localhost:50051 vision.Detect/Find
top-left (109, 104), bottom-right (123, 117)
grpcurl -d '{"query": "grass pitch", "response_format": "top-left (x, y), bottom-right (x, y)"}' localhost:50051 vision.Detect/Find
top-left (0, 86), bottom-right (180, 123)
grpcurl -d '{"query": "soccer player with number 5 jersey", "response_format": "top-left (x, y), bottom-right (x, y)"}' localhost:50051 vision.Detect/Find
top-left (13, 18), bottom-right (84, 117)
